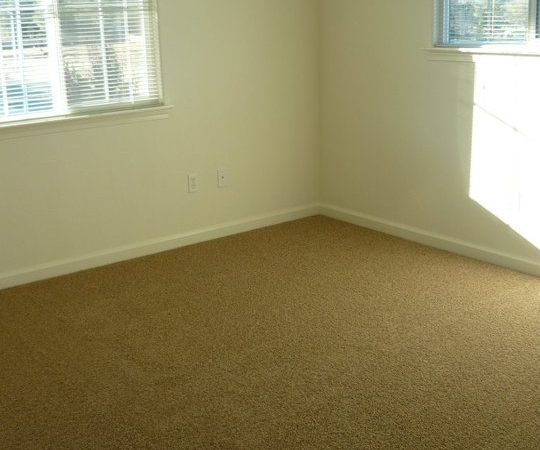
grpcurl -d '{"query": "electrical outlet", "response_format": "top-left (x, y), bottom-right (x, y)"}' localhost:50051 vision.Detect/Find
top-left (217, 168), bottom-right (228, 188)
top-left (188, 173), bottom-right (199, 193)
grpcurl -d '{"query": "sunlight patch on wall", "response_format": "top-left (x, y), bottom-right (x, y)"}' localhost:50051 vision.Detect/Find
top-left (469, 55), bottom-right (540, 249)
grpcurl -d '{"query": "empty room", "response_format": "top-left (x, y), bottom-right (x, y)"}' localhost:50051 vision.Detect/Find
top-left (1, 0), bottom-right (539, 448)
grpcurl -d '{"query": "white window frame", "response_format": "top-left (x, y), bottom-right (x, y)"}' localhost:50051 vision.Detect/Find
top-left (0, 0), bottom-right (166, 131)
top-left (435, 0), bottom-right (540, 48)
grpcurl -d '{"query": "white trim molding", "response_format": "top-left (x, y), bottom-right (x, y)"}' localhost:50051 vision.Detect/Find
top-left (0, 204), bottom-right (320, 290)
top-left (320, 204), bottom-right (540, 278)
top-left (424, 47), bottom-right (540, 62)
top-left (0, 105), bottom-right (173, 141)
top-left (2, 203), bottom-right (538, 290)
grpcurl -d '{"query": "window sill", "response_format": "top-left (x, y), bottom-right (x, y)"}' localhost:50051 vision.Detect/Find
top-left (424, 47), bottom-right (540, 62)
top-left (0, 104), bottom-right (173, 141)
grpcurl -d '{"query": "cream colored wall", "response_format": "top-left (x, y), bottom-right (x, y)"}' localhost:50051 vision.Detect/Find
top-left (3, 0), bottom-right (539, 283)
top-left (0, 0), bottom-right (320, 275)
top-left (320, 0), bottom-right (540, 264)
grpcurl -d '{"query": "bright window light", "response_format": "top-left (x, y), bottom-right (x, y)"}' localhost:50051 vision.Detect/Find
top-left (469, 55), bottom-right (540, 249)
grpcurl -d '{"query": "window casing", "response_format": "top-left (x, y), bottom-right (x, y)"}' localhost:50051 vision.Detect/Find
top-left (0, 0), bottom-right (162, 125)
top-left (435, 0), bottom-right (540, 47)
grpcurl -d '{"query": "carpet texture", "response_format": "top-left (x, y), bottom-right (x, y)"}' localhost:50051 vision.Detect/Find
top-left (1, 216), bottom-right (539, 449)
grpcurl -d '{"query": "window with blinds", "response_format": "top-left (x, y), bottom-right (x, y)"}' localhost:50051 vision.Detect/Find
top-left (435, 0), bottom-right (540, 46)
top-left (0, 0), bottom-right (162, 124)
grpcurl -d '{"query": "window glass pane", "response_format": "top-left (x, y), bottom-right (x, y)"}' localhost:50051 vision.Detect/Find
top-left (59, 0), bottom-right (107, 106)
top-left (447, 0), bottom-right (530, 44)
top-left (0, 0), bottom-right (55, 120)
top-left (58, 0), bottom-right (160, 110)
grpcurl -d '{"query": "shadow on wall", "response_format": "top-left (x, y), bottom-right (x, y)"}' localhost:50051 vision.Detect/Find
top-left (468, 54), bottom-right (540, 251)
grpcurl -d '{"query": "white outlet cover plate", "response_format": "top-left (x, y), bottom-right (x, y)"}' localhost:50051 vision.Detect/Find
top-left (188, 173), bottom-right (199, 193)
top-left (217, 169), bottom-right (228, 188)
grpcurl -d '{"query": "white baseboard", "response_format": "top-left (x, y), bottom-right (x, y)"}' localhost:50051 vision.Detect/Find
top-left (3, 202), bottom-right (538, 290)
top-left (0, 204), bottom-right (320, 290)
top-left (320, 204), bottom-right (540, 278)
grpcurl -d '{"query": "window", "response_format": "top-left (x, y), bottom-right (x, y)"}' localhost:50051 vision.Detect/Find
top-left (435, 0), bottom-right (540, 47)
top-left (0, 0), bottom-right (162, 124)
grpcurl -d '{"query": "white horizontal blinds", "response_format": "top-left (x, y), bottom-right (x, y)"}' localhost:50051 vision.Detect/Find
top-left (0, 0), bottom-right (59, 119)
top-left (444, 0), bottom-right (530, 45)
top-left (58, 0), bottom-right (160, 111)
top-left (0, 0), bottom-right (161, 123)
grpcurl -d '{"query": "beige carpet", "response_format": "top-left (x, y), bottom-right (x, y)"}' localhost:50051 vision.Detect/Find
top-left (1, 216), bottom-right (539, 449)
